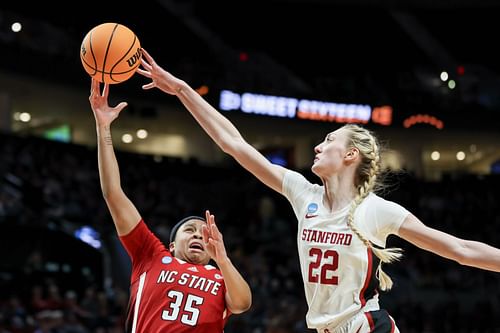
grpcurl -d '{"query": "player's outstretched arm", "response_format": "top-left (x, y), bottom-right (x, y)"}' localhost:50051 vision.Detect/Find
top-left (137, 49), bottom-right (287, 194)
top-left (399, 213), bottom-right (500, 272)
top-left (89, 79), bottom-right (141, 236)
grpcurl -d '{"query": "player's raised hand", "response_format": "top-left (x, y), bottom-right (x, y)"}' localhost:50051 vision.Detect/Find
top-left (202, 210), bottom-right (229, 264)
top-left (137, 48), bottom-right (185, 96)
top-left (89, 78), bottom-right (127, 126)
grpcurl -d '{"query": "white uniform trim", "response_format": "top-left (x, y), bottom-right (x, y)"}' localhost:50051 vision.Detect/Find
top-left (131, 272), bottom-right (147, 333)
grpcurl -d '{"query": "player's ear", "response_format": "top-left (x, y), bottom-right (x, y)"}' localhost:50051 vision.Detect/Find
top-left (345, 147), bottom-right (359, 161)
top-left (169, 242), bottom-right (175, 252)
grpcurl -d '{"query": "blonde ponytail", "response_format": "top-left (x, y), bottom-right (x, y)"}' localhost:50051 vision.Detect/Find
top-left (372, 247), bottom-right (403, 290)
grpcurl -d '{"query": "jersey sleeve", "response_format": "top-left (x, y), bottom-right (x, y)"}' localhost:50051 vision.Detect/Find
top-left (282, 169), bottom-right (314, 220)
top-left (368, 195), bottom-right (410, 246)
top-left (119, 220), bottom-right (167, 282)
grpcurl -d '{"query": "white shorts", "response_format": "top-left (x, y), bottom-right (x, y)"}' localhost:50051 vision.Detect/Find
top-left (317, 309), bottom-right (399, 333)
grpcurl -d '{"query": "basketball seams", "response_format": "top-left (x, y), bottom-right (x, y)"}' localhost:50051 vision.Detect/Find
top-left (88, 31), bottom-right (98, 74)
top-left (80, 32), bottom-right (98, 75)
top-left (79, 67), bottom-right (139, 75)
top-left (109, 35), bottom-right (140, 82)
top-left (101, 23), bottom-right (119, 83)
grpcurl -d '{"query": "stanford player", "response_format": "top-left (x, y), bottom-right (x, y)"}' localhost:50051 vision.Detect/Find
top-left (137, 49), bottom-right (500, 333)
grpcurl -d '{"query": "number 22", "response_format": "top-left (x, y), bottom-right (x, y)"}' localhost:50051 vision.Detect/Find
top-left (308, 248), bottom-right (339, 285)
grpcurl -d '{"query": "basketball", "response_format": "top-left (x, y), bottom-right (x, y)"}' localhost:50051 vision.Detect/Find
top-left (80, 23), bottom-right (142, 84)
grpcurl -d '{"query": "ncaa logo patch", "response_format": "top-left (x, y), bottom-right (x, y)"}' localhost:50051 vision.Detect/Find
top-left (305, 203), bottom-right (319, 219)
top-left (161, 256), bottom-right (173, 265)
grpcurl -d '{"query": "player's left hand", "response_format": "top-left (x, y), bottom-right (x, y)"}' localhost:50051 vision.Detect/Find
top-left (202, 210), bottom-right (229, 264)
top-left (137, 48), bottom-right (184, 96)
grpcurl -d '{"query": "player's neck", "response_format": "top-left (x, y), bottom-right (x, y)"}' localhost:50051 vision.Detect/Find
top-left (322, 177), bottom-right (357, 213)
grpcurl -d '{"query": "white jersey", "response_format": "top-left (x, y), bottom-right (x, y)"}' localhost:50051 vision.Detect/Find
top-left (282, 170), bottom-right (409, 329)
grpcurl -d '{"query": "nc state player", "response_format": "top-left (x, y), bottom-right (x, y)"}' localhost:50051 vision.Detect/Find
top-left (88, 79), bottom-right (251, 333)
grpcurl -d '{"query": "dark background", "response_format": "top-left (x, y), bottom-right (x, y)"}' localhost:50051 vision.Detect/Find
top-left (1, 0), bottom-right (500, 129)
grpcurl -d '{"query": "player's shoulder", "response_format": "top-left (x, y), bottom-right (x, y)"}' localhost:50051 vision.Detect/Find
top-left (361, 193), bottom-right (408, 217)
top-left (357, 193), bottom-right (387, 213)
top-left (362, 192), bottom-right (386, 205)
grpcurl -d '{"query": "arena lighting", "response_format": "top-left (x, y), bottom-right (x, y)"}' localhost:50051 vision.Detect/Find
top-left (196, 85), bottom-right (209, 96)
top-left (19, 112), bottom-right (31, 122)
top-left (403, 114), bottom-right (444, 129)
top-left (11, 22), bottom-right (22, 32)
top-left (239, 52), bottom-right (249, 62)
top-left (74, 226), bottom-right (102, 249)
top-left (371, 106), bottom-right (392, 126)
top-left (440, 71), bottom-right (449, 81)
top-left (219, 90), bottom-right (392, 126)
top-left (136, 129), bottom-right (148, 139)
top-left (121, 133), bottom-right (133, 143)
top-left (431, 151), bottom-right (440, 161)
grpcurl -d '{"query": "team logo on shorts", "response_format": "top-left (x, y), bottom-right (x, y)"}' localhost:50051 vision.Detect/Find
top-left (305, 203), bottom-right (319, 219)
top-left (161, 256), bottom-right (173, 265)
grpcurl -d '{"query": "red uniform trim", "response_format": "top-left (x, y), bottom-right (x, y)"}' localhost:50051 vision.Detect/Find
top-left (359, 248), bottom-right (373, 306)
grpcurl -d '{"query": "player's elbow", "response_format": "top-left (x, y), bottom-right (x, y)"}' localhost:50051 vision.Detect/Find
top-left (100, 182), bottom-right (122, 197)
top-left (101, 188), bottom-right (110, 200)
top-left (453, 240), bottom-right (474, 266)
top-left (100, 183), bottom-right (115, 200)
top-left (101, 188), bottom-right (123, 204)
top-left (230, 298), bottom-right (252, 314)
top-left (228, 293), bottom-right (252, 314)
top-left (219, 139), bottom-right (238, 156)
top-left (218, 135), bottom-right (245, 156)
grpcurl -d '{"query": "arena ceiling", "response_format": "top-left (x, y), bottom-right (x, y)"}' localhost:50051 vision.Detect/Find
top-left (1, 0), bottom-right (500, 129)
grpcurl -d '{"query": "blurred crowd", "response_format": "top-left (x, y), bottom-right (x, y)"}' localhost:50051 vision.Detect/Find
top-left (1, 133), bottom-right (499, 333)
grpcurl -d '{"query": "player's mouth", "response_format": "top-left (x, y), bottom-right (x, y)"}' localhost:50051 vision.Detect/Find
top-left (189, 241), bottom-right (204, 252)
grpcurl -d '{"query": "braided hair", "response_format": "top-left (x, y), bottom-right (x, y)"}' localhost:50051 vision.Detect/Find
top-left (342, 124), bottom-right (402, 290)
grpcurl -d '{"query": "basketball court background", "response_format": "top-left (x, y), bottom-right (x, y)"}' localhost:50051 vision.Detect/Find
top-left (0, 1), bottom-right (499, 332)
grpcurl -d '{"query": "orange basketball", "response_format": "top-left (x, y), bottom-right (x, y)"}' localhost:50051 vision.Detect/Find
top-left (80, 23), bottom-right (142, 84)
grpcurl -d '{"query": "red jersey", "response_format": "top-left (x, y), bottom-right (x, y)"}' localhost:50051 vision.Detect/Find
top-left (119, 220), bottom-right (230, 332)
